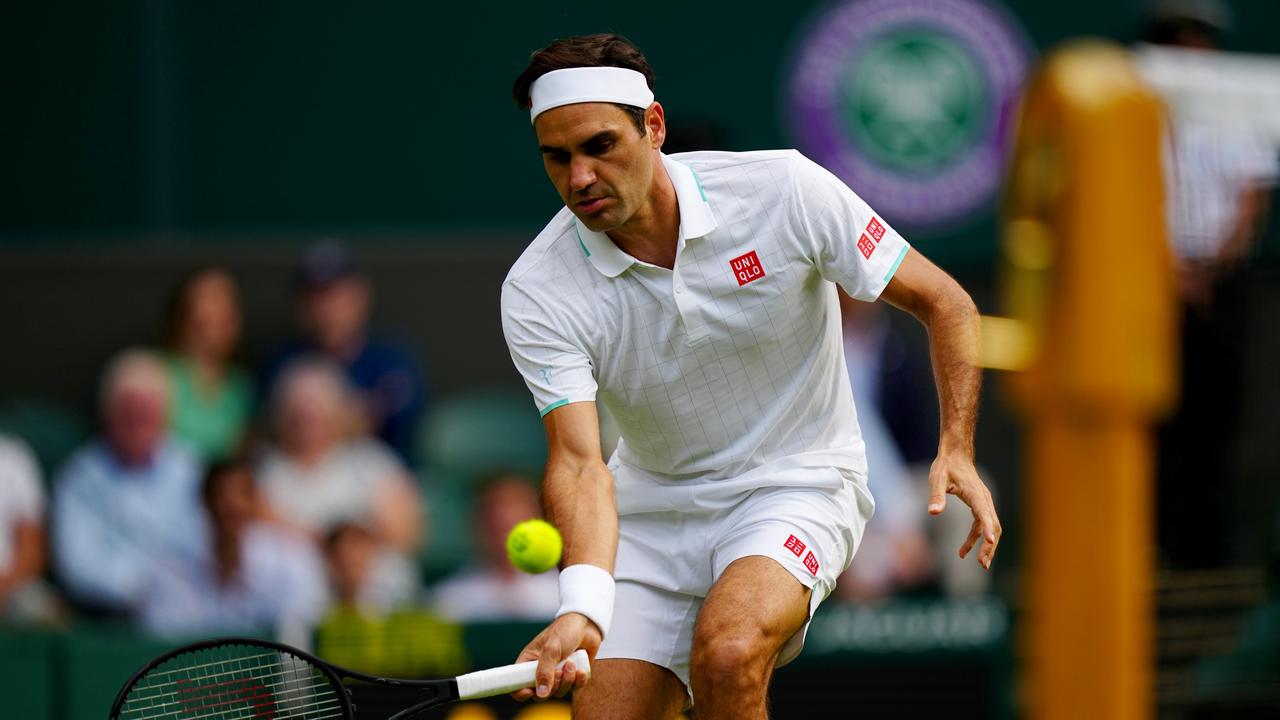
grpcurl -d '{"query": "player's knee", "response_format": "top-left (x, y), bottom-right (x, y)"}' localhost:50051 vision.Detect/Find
top-left (690, 632), bottom-right (770, 692)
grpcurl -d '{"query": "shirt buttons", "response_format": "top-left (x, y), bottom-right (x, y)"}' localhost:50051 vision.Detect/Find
top-left (674, 283), bottom-right (684, 294)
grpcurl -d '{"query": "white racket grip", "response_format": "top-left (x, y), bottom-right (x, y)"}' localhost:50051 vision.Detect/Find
top-left (455, 649), bottom-right (591, 699)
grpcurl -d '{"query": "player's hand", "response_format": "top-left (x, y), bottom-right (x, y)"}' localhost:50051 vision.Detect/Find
top-left (511, 612), bottom-right (602, 702)
top-left (927, 453), bottom-right (1001, 570)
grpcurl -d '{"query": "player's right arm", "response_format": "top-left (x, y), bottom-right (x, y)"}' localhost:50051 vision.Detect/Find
top-left (512, 400), bottom-right (617, 701)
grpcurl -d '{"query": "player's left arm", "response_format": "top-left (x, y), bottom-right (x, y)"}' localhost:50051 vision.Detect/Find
top-left (879, 248), bottom-right (1001, 569)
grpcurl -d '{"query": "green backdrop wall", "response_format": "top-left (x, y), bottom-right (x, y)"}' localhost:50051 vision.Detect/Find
top-left (5, 0), bottom-right (1279, 263)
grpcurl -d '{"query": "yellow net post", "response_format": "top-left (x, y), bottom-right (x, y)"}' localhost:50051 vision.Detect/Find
top-left (994, 40), bottom-right (1178, 719)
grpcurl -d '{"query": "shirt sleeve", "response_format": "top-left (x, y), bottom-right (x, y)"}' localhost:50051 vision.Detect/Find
top-left (53, 454), bottom-right (150, 608)
top-left (500, 281), bottom-right (598, 417)
top-left (0, 439), bottom-right (44, 522)
top-left (788, 152), bottom-right (911, 301)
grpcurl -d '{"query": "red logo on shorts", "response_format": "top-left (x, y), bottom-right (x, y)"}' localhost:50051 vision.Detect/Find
top-left (866, 217), bottom-right (886, 242)
top-left (803, 551), bottom-right (820, 576)
top-left (783, 534), bottom-right (806, 557)
top-left (857, 234), bottom-right (876, 259)
top-left (730, 251), bottom-right (765, 286)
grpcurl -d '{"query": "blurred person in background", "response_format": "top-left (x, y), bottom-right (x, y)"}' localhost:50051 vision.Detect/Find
top-left (835, 294), bottom-right (937, 601)
top-left (1143, 0), bottom-right (1280, 568)
top-left (257, 357), bottom-right (423, 597)
top-left (262, 241), bottom-right (427, 461)
top-left (432, 473), bottom-right (560, 622)
top-left (323, 521), bottom-right (416, 614)
top-left (163, 267), bottom-right (254, 461)
top-left (52, 349), bottom-right (205, 617)
top-left (0, 434), bottom-right (56, 622)
top-left (142, 461), bottom-right (328, 637)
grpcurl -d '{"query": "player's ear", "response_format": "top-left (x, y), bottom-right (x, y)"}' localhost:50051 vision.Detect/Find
top-left (645, 102), bottom-right (666, 149)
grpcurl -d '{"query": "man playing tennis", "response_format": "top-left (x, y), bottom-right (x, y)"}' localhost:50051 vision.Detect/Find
top-left (501, 34), bottom-right (1001, 719)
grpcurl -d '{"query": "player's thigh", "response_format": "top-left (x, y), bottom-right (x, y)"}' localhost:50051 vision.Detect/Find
top-left (691, 555), bottom-right (811, 669)
top-left (573, 658), bottom-right (687, 720)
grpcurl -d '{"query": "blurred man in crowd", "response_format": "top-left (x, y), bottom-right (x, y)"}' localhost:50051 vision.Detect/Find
top-left (52, 350), bottom-right (205, 617)
top-left (142, 461), bottom-right (328, 637)
top-left (262, 242), bottom-right (427, 461)
top-left (1143, 0), bottom-right (1280, 568)
top-left (0, 434), bottom-right (52, 621)
top-left (432, 473), bottom-right (560, 621)
top-left (162, 267), bottom-right (254, 462)
top-left (258, 357), bottom-right (423, 599)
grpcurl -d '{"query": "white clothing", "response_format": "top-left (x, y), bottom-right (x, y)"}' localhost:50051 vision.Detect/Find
top-left (0, 436), bottom-right (43, 572)
top-left (258, 439), bottom-right (403, 533)
top-left (1165, 120), bottom-right (1278, 261)
top-left (596, 477), bottom-right (871, 689)
top-left (432, 567), bottom-right (560, 622)
top-left (141, 523), bottom-right (329, 637)
top-left (502, 150), bottom-right (910, 514)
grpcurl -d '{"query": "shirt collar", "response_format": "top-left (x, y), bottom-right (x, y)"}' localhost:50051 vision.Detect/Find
top-left (575, 153), bottom-right (718, 278)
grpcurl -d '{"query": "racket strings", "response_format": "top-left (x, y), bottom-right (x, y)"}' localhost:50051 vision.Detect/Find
top-left (117, 644), bottom-right (346, 720)
top-left (122, 678), bottom-right (336, 719)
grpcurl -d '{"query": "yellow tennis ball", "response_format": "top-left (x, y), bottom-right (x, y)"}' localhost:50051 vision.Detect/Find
top-left (506, 519), bottom-right (563, 574)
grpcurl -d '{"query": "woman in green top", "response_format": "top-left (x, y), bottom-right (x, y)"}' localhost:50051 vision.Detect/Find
top-left (164, 268), bottom-right (254, 461)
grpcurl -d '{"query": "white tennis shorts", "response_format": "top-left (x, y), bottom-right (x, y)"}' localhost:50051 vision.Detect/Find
top-left (596, 468), bottom-right (874, 689)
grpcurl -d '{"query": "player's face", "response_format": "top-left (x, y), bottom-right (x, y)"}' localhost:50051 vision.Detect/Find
top-left (534, 102), bottom-right (660, 233)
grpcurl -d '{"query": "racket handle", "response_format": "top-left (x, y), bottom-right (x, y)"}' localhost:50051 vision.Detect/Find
top-left (455, 649), bottom-right (591, 699)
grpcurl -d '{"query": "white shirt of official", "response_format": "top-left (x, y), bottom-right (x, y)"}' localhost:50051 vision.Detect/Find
top-left (502, 150), bottom-right (910, 514)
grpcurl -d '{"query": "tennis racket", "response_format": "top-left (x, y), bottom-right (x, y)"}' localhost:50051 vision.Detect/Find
top-left (108, 636), bottom-right (589, 720)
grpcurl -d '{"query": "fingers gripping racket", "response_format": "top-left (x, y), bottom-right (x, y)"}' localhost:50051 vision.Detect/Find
top-left (108, 637), bottom-right (589, 720)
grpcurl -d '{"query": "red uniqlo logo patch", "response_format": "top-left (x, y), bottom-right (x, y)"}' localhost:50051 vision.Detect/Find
top-left (803, 550), bottom-right (820, 576)
top-left (866, 217), bottom-right (886, 242)
top-left (730, 251), bottom-right (765, 286)
top-left (857, 234), bottom-right (876, 259)
top-left (783, 534), bottom-right (806, 557)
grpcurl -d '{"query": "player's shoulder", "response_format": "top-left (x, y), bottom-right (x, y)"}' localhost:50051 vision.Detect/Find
top-left (669, 149), bottom-right (817, 198)
top-left (503, 206), bottom-right (579, 288)
top-left (669, 148), bottom-right (807, 176)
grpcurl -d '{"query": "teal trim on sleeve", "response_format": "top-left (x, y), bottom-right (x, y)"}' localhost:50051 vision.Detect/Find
top-left (690, 168), bottom-right (708, 201)
top-left (574, 227), bottom-right (591, 257)
top-left (540, 398), bottom-right (570, 417)
top-left (884, 245), bottom-right (909, 283)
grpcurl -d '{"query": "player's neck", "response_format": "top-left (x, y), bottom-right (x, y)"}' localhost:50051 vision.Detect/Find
top-left (608, 161), bottom-right (680, 269)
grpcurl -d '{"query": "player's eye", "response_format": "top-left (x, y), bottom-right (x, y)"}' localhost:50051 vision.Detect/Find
top-left (544, 151), bottom-right (570, 165)
top-left (585, 140), bottom-right (613, 155)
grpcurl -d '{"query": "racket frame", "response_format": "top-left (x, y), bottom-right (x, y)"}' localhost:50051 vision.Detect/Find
top-left (108, 635), bottom-right (459, 720)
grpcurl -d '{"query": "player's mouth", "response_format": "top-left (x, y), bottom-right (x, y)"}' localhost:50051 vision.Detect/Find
top-left (575, 196), bottom-right (610, 214)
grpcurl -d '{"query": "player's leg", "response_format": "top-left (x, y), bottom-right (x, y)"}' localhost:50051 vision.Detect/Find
top-left (573, 658), bottom-right (687, 720)
top-left (688, 555), bottom-right (810, 720)
top-left (690, 477), bottom-right (872, 719)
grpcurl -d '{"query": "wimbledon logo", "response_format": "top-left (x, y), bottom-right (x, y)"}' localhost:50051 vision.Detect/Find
top-left (785, 0), bottom-right (1032, 231)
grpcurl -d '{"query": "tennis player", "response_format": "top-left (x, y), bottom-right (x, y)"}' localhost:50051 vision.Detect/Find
top-left (500, 34), bottom-right (1001, 719)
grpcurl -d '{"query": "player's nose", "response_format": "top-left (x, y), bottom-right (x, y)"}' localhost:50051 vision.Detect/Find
top-left (569, 156), bottom-right (597, 192)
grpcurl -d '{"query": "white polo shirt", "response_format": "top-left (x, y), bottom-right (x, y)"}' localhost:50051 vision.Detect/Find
top-left (501, 150), bottom-right (910, 514)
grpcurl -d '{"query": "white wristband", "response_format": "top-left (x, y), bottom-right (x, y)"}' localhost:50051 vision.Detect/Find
top-left (556, 564), bottom-right (616, 638)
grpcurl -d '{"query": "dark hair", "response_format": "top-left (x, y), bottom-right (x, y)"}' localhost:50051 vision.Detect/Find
top-left (201, 459), bottom-right (254, 508)
top-left (512, 33), bottom-right (654, 134)
top-left (162, 266), bottom-right (238, 350)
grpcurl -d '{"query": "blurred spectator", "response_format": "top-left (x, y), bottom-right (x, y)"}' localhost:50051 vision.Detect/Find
top-left (141, 461), bottom-right (328, 636)
top-left (163, 267), bottom-right (254, 461)
top-left (0, 434), bottom-right (54, 622)
top-left (52, 349), bottom-right (206, 617)
top-left (834, 296), bottom-right (937, 601)
top-left (262, 242), bottom-right (427, 460)
top-left (432, 473), bottom-right (559, 621)
top-left (258, 357), bottom-right (423, 601)
top-left (1144, 1), bottom-right (1280, 568)
top-left (323, 522), bottom-right (417, 614)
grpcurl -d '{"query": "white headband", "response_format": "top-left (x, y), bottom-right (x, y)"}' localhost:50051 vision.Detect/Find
top-left (529, 67), bottom-right (654, 124)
